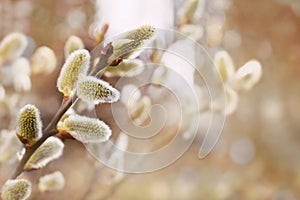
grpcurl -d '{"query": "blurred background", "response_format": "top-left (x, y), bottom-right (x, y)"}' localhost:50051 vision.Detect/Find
top-left (1, 0), bottom-right (300, 199)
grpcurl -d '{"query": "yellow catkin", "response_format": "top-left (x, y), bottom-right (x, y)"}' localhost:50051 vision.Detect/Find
top-left (1, 179), bottom-right (32, 200)
top-left (24, 137), bottom-right (64, 170)
top-left (108, 25), bottom-right (155, 64)
top-left (17, 104), bottom-right (42, 146)
top-left (57, 49), bottom-right (90, 97)
top-left (76, 76), bottom-right (120, 104)
top-left (59, 115), bottom-right (111, 143)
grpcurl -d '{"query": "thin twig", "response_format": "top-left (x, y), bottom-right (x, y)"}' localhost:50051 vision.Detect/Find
top-left (11, 43), bottom-right (114, 179)
top-left (91, 42), bottom-right (114, 76)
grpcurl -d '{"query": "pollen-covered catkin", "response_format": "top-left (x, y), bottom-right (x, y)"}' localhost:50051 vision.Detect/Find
top-left (76, 76), bottom-right (120, 104)
top-left (57, 49), bottom-right (90, 97)
top-left (108, 25), bottom-right (155, 64)
top-left (17, 104), bottom-right (42, 146)
top-left (24, 137), bottom-right (64, 170)
top-left (125, 25), bottom-right (155, 41)
top-left (58, 114), bottom-right (112, 143)
top-left (1, 179), bottom-right (32, 200)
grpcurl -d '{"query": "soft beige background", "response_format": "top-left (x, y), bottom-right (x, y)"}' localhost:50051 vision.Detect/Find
top-left (0, 0), bottom-right (300, 199)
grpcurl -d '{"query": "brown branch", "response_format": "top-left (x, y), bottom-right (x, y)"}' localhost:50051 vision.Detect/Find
top-left (11, 43), bottom-right (114, 179)
top-left (90, 42), bottom-right (114, 76)
top-left (11, 99), bottom-right (71, 179)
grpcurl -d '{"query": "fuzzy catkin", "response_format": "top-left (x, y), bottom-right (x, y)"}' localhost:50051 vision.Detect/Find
top-left (76, 76), bottom-right (120, 104)
top-left (125, 25), bottom-right (155, 41)
top-left (108, 25), bottom-right (155, 63)
top-left (1, 179), bottom-right (32, 200)
top-left (56, 49), bottom-right (90, 97)
top-left (61, 115), bottom-right (112, 143)
top-left (17, 104), bottom-right (42, 146)
top-left (24, 137), bottom-right (64, 170)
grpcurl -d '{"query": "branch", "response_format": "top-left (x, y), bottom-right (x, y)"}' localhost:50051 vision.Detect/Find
top-left (11, 43), bottom-right (114, 179)
top-left (91, 42), bottom-right (114, 76)
top-left (11, 99), bottom-right (71, 179)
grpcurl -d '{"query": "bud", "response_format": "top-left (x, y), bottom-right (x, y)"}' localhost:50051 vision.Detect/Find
top-left (108, 25), bottom-right (155, 64)
top-left (24, 137), bottom-right (64, 170)
top-left (0, 32), bottom-right (28, 64)
top-left (57, 115), bottom-right (112, 143)
top-left (214, 50), bottom-right (235, 83)
top-left (64, 35), bottom-right (84, 58)
top-left (38, 171), bottom-right (65, 192)
top-left (1, 179), bottom-right (32, 200)
top-left (17, 104), bottom-right (42, 147)
top-left (93, 23), bottom-right (109, 44)
top-left (57, 49), bottom-right (90, 98)
top-left (231, 60), bottom-right (262, 91)
top-left (76, 76), bottom-right (120, 104)
top-left (31, 46), bottom-right (57, 75)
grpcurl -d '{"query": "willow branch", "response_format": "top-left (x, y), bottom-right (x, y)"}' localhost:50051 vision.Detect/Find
top-left (11, 43), bottom-right (114, 179)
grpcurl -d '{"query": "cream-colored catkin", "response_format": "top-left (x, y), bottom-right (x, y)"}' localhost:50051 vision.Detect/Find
top-left (108, 25), bottom-right (155, 64)
top-left (0, 32), bottom-right (28, 64)
top-left (64, 35), bottom-right (84, 58)
top-left (1, 179), bottom-right (32, 200)
top-left (38, 171), bottom-right (65, 192)
top-left (214, 50), bottom-right (235, 83)
top-left (76, 76), bottom-right (120, 104)
top-left (59, 114), bottom-right (112, 143)
top-left (125, 25), bottom-right (155, 41)
top-left (17, 104), bottom-right (42, 146)
top-left (31, 46), bottom-right (57, 75)
top-left (24, 137), bottom-right (64, 170)
top-left (56, 49), bottom-right (90, 98)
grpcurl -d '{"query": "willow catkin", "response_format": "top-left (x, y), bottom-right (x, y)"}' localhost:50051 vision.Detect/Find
top-left (76, 76), bottom-right (120, 104)
top-left (214, 50), bottom-right (235, 83)
top-left (58, 114), bottom-right (112, 143)
top-left (24, 137), bottom-right (64, 170)
top-left (31, 46), bottom-right (57, 75)
top-left (17, 104), bottom-right (42, 146)
top-left (108, 25), bottom-right (155, 64)
top-left (64, 35), bottom-right (84, 58)
top-left (1, 179), bottom-right (32, 200)
top-left (0, 32), bottom-right (28, 63)
top-left (56, 49), bottom-right (90, 98)
top-left (38, 171), bottom-right (65, 192)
